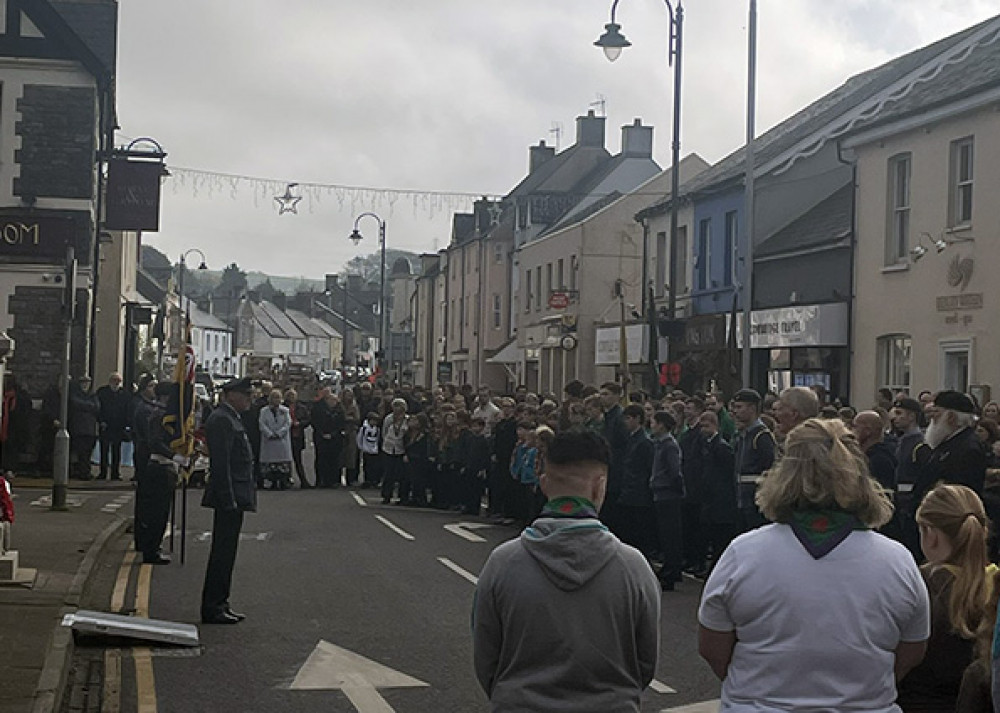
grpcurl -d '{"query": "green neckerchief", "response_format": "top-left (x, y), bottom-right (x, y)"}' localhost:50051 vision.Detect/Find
top-left (541, 496), bottom-right (600, 520)
top-left (788, 509), bottom-right (867, 559)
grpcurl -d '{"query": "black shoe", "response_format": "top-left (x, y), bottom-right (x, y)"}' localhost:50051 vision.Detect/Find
top-left (201, 611), bottom-right (240, 625)
top-left (225, 608), bottom-right (246, 621)
top-left (143, 553), bottom-right (172, 565)
top-left (381, 498), bottom-right (390, 504)
top-left (660, 580), bottom-right (676, 592)
top-left (110, 474), bottom-right (122, 481)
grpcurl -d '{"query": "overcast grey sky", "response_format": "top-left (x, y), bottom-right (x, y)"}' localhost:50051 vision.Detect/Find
top-left (115, 0), bottom-right (998, 279)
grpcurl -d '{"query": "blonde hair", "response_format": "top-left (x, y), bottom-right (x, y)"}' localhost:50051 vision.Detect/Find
top-left (916, 484), bottom-right (989, 639)
top-left (756, 418), bottom-right (893, 528)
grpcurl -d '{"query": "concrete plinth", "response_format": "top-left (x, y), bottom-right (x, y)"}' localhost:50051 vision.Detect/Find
top-left (0, 550), bottom-right (18, 579)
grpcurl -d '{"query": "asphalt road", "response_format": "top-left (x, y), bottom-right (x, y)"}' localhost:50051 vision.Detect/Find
top-left (126, 482), bottom-right (721, 713)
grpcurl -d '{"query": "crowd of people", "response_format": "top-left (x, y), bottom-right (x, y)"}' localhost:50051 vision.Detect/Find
top-left (52, 366), bottom-right (1000, 710)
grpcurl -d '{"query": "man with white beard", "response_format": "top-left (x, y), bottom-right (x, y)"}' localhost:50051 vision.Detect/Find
top-left (911, 390), bottom-right (986, 510)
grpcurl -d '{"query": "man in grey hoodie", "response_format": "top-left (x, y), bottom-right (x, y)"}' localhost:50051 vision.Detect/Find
top-left (472, 429), bottom-right (661, 712)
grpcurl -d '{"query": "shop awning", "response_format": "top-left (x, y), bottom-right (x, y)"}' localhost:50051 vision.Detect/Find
top-left (486, 339), bottom-right (519, 364)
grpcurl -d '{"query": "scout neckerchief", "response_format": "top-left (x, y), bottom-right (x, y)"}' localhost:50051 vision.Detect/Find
top-left (788, 509), bottom-right (867, 559)
top-left (541, 496), bottom-right (599, 520)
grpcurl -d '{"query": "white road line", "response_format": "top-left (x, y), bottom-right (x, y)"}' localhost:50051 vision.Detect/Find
top-left (659, 700), bottom-right (719, 713)
top-left (351, 492), bottom-right (368, 507)
top-left (443, 522), bottom-right (490, 542)
top-left (650, 679), bottom-right (677, 694)
top-left (437, 557), bottom-right (479, 585)
top-left (374, 515), bottom-right (415, 541)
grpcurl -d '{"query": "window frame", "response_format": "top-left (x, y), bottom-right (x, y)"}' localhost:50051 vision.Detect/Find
top-left (948, 137), bottom-right (974, 227)
top-left (723, 211), bottom-right (738, 287)
top-left (886, 153), bottom-right (911, 265)
top-left (876, 333), bottom-right (912, 393)
top-left (697, 218), bottom-right (712, 290)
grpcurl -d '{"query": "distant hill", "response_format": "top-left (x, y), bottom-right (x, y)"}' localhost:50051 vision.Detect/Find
top-left (139, 245), bottom-right (417, 297)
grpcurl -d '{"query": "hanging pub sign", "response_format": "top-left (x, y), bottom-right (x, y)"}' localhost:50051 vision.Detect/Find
top-left (0, 214), bottom-right (74, 259)
top-left (105, 156), bottom-right (164, 231)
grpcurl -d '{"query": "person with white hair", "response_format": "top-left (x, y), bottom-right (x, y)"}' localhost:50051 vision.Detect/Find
top-left (773, 386), bottom-right (821, 439)
top-left (380, 398), bottom-right (409, 504)
top-left (911, 390), bottom-right (986, 509)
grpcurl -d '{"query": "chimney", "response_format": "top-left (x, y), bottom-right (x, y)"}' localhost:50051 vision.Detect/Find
top-left (325, 274), bottom-right (339, 292)
top-left (474, 198), bottom-right (501, 236)
top-left (347, 274), bottom-right (364, 293)
top-left (621, 118), bottom-right (653, 157)
top-left (529, 140), bottom-right (555, 173)
top-left (272, 293), bottom-right (287, 312)
top-left (575, 109), bottom-right (605, 149)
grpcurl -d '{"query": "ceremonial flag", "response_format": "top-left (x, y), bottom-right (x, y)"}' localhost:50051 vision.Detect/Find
top-left (163, 315), bottom-right (196, 459)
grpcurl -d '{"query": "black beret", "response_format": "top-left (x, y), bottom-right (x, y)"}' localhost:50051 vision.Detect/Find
top-left (221, 376), bottom-right (254, 394)
top-left (934, 390), bottom-right (976, 415)
top-left (732, 388), bottom-right (762, 405)
top-left (892, 397), bottom-right (922, 414)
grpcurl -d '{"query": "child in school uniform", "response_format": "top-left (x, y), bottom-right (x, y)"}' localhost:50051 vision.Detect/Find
top-left (357, 412), bottom-right (382, 489)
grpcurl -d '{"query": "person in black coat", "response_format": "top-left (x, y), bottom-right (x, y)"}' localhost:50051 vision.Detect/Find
top-left (650, 410), bottom-right (684, 590)
top-left (460, 417), bottom-right (492, 516)
top-left (201, 377), bottom-right (257, 625)
top-left (599, 382), bottom-right (630, 535)
top-left (311, 389), bottom-right (346, 488)
top-left (69, 376), bottom-right (100, 479)
top-left (696, 410), bottom-right (738, 571)
top-left (678, 399), bottom-right (707, 575)
top-left (913, 391), bottom-right (987, 507)
top-left (851, 411), bottom-right (898, 491)
top-left (617, 404), bottom-right (656, 556)
top-left (490, 400), bottom-right (518, 519)
top-left (96, 372), bottom-right (130, 480)
top-left (404, 414), bottom-right (431, 506)
top-left (284, 389), bottom-right (312, 488)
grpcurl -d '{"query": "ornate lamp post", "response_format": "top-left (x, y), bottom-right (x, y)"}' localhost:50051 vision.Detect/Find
top-left (349, 213), bottom-right (387, 374)
top-left (596, 0), bottom-right (683, 396)
top-left (177, 248), bottom-right (208, 341)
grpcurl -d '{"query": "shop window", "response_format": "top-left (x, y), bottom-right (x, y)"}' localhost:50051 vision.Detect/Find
top-left (697, 219), bottom-right (711, 290)
top-left (876, 334), bottom-right (911, 393)
top-left (724, 212), bottom-right (738, 286)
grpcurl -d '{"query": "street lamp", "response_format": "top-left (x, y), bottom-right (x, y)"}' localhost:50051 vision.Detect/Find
top-left (177, 248), bottom-right (208, 339)
top-left (596, 0), bottom-right (683, 397)
top-left (349, 213), bottom-right (387, 375)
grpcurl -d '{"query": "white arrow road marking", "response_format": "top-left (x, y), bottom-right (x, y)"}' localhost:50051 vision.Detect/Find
top-left (443, 522), bottom-right (493, 542)
top-left (437, 557), bottom-right (479, 585)
top-left (659, 700), bottom-right (719, 712)
top-left (194, 531), bottom-right (272, 542)
top-left (351, 492), bottom-right (368, 507)
top-left (374, 515), bottom-right (414, 541)
top-left (649, 679), bottom-right (677, 694)
top-left (290, 640), bottom-right (428, 713)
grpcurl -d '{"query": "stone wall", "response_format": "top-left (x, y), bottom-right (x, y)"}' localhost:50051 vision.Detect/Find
top-left (14, 85), bottom-right (97, 200)
top-left (7, 285), bottom-right (89, 398)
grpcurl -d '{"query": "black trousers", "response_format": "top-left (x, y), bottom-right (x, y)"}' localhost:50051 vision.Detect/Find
top-left (381, 455), bottom-right (407, 502)
top-left (135, 461), bottom-right (173, 558)
top-left (201, 509), bottom-right (244, 618)
top-left (362, 452), bottom-right (382, 487)
top-left (291, 438), bottom-right (309, 486)
top-left (618, 504), bottom-right (657, 557)
top-left (654, 499), bottom-right (684, 583)
top-left (99, 434), bottom-right (123, 478)
top-left (314, 440), bottom-right (341, 488)
top-left (488, 461), bottom-right (513, 517)
top-left (681, 500), bottom-right (707, 568)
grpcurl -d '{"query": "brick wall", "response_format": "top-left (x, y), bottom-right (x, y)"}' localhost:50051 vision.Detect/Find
top-left (14, 85), bottom-right (97, 200)
top-left (7, 285), bottom-right (89, 398)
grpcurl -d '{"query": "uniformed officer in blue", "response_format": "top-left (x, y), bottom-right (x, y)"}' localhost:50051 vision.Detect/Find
top-left (730, 389), bottom-right (776, 532)
top-left (201, 377), bottom-right (257, 625)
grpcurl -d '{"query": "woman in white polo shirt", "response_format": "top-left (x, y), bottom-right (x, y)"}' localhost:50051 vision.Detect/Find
top-left (698, 418), bottom-right (930, 712)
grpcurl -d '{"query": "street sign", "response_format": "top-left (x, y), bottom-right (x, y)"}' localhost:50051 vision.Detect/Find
top-left (548, 292), bottom-right (570, 310)
top-left (290, 640), bottom-right (428, 712)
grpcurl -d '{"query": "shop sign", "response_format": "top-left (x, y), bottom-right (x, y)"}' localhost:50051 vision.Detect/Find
top-left (682, 315), bottom-right (726, 350)
top-left (548, 292), bottom-right (570, 310)
top-left (936, 294), bottom-right (982, 311)
top-left (105, 158), bottom-right (164, 231)
top-left (595, 324), bottom-right (649, 365)
top-left (729, 303), bottom-right (849, 349)
top-left (0, 215), bottom-right (75, 259)
top-left (436, 361), bottom-right (453, 383)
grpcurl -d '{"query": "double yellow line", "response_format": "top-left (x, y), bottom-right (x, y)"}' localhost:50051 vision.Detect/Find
top-left (105, 550), bottom-right (158, 712)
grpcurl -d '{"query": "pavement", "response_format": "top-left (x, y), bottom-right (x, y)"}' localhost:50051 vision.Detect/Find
top-left (0, 472), bottom-right (135, 713)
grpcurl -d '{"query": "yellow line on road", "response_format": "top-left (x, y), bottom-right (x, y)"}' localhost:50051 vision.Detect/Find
top-left (102, 649), bottom-right (121, 713)
top-left (134, 563), bottom-right (158, 713)
top-left (111, 551), bottom-right (137, 613)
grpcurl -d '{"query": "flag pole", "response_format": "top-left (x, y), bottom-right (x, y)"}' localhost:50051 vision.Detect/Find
top-left (180, 305), bottom-right (190, 565)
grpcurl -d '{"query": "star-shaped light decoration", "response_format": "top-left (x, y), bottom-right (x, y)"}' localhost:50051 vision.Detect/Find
top-left (487, 199), bottom-right (503, 227)
top-left (274, 183), bottom-right (302, 215)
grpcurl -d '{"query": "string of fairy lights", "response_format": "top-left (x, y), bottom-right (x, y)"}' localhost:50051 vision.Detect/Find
top-left (164, 165), bottom-right (502, 220)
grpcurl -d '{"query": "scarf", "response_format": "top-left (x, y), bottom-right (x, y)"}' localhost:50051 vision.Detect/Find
top-left (788, 509), bottom-right (867, 559)
top-left (540, 496), bottom-right (599, 520)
